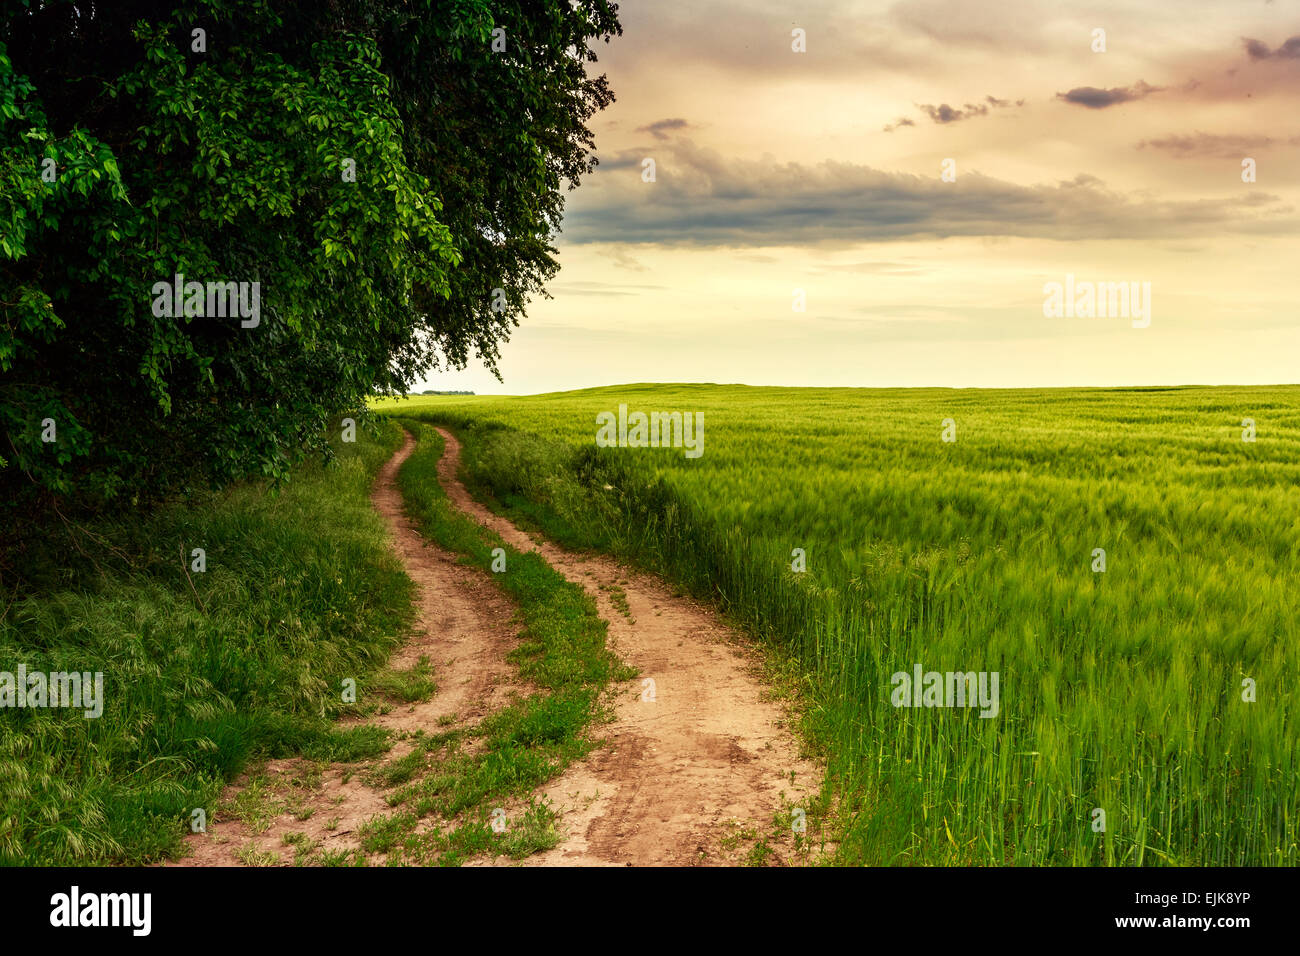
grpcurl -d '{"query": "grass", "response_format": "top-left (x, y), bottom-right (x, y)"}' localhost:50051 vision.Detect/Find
top-left (377, 383), bottom-right (1300, 867)
top-left (363, 654), bottom-right (437, 708)
top-left (0, 418), bottom-right (411, 864)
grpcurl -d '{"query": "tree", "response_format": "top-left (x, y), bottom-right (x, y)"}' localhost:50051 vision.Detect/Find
top-left (0, 0), bottom-right (619, 543)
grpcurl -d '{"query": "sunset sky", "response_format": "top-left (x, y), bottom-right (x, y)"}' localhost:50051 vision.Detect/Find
top-left (420, 0), bottom-right (1300, 394)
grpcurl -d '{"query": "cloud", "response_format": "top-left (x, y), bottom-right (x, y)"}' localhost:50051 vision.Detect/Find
top-left (1242, 35), bottom-right (1300, 60)
top-left (563, 139), bottom-right (1296, 247)
top-left (898, 94), bottom-right (1022, 128)
top-left (919, 102), bottom-right (988, 123)
top-left (601, 246), bottom-right (649, 271)
top-left (1137, 131), bottom-right (1300, 158)
top-left (1057, 80), bottom-right (1162, 108)
top-left (604, 1), bottom-right (926, 81)
top-left (882, 116), bottom-right (915, 133)
top-left (636, 118), bottom-right (692, 140)
top-left (887, 0), bottom-right (1059, 53)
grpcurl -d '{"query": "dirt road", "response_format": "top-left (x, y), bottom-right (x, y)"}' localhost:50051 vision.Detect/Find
top-left (434, 427), bottom-right (821, 866)
top-left (173, 427), bottom-right (821, 866)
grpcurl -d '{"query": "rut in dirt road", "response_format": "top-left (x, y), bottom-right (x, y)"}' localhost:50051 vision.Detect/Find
top-left (170, 431), bottom-right (522, 866)
top-left (434, 426), bottom-right (824, 866)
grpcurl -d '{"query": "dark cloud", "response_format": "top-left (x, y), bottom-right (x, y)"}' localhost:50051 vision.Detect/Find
top-left (1138, 131), bottom-right (1300, 158)
top-left (908, 95), bottom-right (1020, 125)
top-left (596, 152), bottom-right (646, 171)
top-left (1057, 80), bottom-right (1162, 108)
top-left (560, 139), bottom-right (1295, 247)
top-left (1242, 35), bottom-right (1300, 59)
top-left (636, 118), bottom-right (691, 140)
top-left (919, 102), bottom-right (987, 123)
top-left (882, 116), bottom-right (916, 133)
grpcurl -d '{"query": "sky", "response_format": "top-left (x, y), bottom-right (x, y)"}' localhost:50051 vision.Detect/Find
top-left (419, 0), bottom-right (1300, 394)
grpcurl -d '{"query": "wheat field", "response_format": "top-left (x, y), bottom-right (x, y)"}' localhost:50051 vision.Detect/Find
top-left (381, 383), bottom-right (1300, 866)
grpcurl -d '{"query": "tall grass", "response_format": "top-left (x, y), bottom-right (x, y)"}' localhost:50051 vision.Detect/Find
top-left (0, 419), bottom-right (411, 864)
top-left (381, 384), bottom-right (1300, 866)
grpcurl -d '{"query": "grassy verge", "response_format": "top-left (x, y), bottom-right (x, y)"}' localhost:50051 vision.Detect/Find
top-left (0, 418), bottom-right (412, 865)
top-left (349, 421), bottom-right (631, 866)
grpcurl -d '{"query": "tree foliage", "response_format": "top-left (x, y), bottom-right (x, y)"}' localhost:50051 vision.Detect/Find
top-left (0, 0), bottom-right (619, 541)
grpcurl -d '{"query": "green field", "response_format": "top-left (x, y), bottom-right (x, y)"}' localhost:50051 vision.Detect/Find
top-left (379, 383), bottom-right (1300, 866)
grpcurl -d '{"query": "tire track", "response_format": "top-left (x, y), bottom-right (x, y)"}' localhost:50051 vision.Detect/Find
top-left (170, 430), bottom-right (521, 866)
top-left (434, 426), bottom-right (824, 866)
